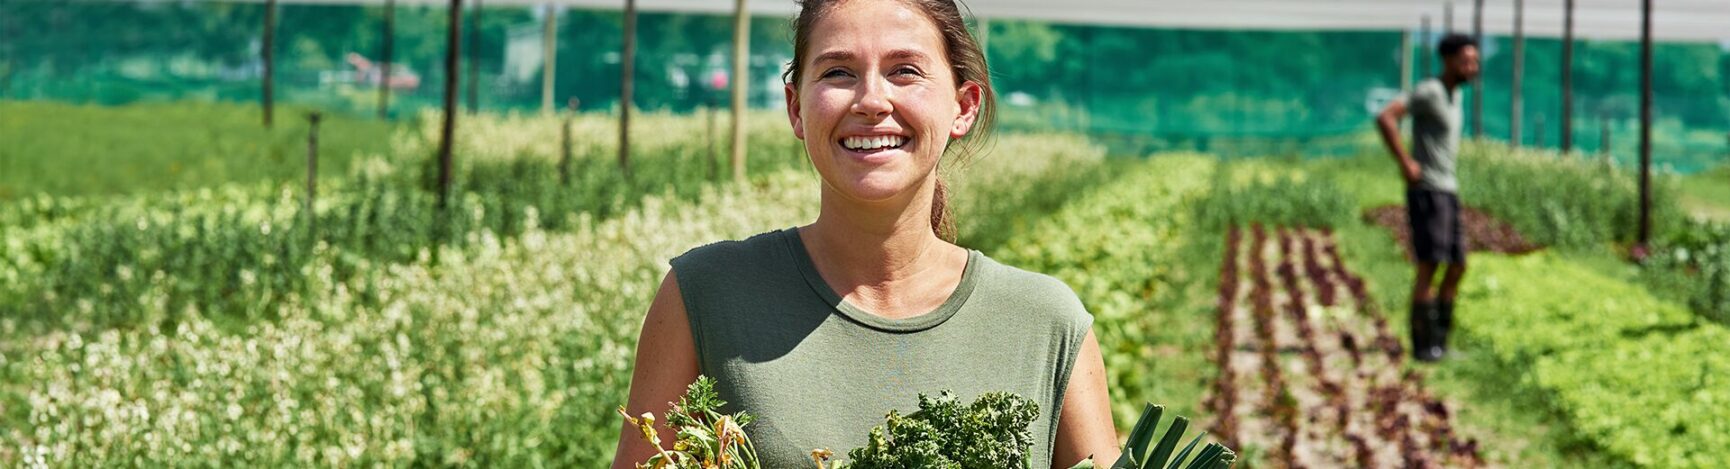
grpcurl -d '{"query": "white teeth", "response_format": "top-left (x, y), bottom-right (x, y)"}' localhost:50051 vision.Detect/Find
top-left (842, 135), bottom-right (907, 151)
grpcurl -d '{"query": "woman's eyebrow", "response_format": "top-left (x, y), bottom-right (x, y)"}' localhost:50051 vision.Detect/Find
top-left (884, 49), bottom-right (932, 63)
top-left (813, 50), bottom-right (856, 66)
top-left (812, 49), bottom-right (932, 66)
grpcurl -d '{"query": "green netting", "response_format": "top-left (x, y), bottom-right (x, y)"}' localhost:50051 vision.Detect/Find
top-left (2, 0), bottom-right (1724, 171)
top-left (1458, 36), bottom-right (1730, 173)
top-left (0, 1), bottom-right (800, 115)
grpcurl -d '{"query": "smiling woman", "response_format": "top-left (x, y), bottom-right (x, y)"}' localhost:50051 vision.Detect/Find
top-left (611, 1), bottom-right (1119, 467)
top-left (782, 0), bottom-right (996, 242)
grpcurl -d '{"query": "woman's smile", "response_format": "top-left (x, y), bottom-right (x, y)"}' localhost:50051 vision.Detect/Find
top-left (836, 131), bottom-right (913, 164)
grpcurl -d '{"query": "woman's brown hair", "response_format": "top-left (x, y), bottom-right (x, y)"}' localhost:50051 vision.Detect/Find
top-left (782, 0), bottom-right (997, 243)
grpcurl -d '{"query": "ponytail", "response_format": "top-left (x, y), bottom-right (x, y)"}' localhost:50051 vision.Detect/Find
top-left (930, 176), bottom-right (956, 242)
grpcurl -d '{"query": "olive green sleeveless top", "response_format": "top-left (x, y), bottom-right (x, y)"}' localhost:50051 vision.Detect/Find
top-left (669, 228), bottom-right (1094, 468)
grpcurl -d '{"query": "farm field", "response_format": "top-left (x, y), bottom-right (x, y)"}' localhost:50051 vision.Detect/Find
top-left (3, 100), bottom-right (1728, 467)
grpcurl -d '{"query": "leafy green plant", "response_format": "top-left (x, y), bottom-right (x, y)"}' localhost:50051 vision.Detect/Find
top-left (1645, 220), bottom-right (1730, 325)
top-left (948, 133), bottom-right (1114, 252)
top-left (1460, 253), bottom-right (1730, 467)
top-left (997, 155), bottom-right (1220, 425)
top-left (1072, 404), bottom-right (1236, 469)
top-left (617, 376), bottom-right (761, 469)
top-left (835, 399), bottom-right (1235, 469)
top-left (836, 392), bottom-right (1041, 469)
top-left (1193, 159), bottom-right (1354, 231)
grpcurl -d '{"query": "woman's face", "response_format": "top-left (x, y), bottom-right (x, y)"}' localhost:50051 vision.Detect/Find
top-left (785, 0), bottom-right (982, 204)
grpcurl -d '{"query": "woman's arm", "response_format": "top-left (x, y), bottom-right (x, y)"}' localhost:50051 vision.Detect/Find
top-left (611, 272), bottom-right (702, 468)
top-left (1052, 329), bottom-right (1121, 468)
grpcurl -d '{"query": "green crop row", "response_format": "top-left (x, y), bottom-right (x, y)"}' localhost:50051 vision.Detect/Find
top-left (1, 130), bottom-right (1108, 466)
top-left (1458, 253), bottom-right (1729, 468)
top-left (995, 154), bottom-right (1220, 428)
top-left (1192, 159), bottom-right (1355, 231)
top-left (0, 109), bottom-right (812, 333)
top-left (1644, 220), bottom-right (1730, 325)
top-left (0, 100), bottom-right (398, 200)
top-left (1456, 141), bottom-right (1685, 251)
top-left (1, 170), bottom-right (820, 466)
top-left (1455, 141), bottom-right (1729, 327)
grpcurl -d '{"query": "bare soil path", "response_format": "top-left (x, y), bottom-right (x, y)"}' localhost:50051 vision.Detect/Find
top-left (1205, 225), bottom-right (1485, 468)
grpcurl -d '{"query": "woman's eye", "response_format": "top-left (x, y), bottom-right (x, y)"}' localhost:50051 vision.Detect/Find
top-left (821, 69), bottom-right (853, 79)
top-left (893, 67), bottom-right (922, 77)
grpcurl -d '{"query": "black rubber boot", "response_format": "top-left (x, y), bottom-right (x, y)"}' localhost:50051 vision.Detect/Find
top-left (1435, 299), bottom-right (1455, 355)
top-left (1410, 300), bottom-right (1441, 362)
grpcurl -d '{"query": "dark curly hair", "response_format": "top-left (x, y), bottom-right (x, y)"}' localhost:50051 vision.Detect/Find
top-left (1438, 33), bottom-right (1478, 59)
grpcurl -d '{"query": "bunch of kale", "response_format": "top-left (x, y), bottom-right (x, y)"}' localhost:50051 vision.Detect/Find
top-left (839, 391), bottom-right (1042, 468)
top-left (837, 396), bottom-right (1235, 469)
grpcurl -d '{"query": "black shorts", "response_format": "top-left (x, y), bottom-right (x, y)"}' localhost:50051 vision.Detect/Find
top-left (1406, 188), bottom-right (1466, 264)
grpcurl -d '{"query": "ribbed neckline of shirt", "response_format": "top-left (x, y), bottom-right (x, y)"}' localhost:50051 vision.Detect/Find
top-left (781, 227), bottom-right (980, 333)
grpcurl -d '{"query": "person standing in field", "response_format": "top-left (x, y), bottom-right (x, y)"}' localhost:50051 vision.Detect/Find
top-left (1375, 34), bottom-right (1481, 363)
top-left (611, 0), bottom-right (1121, 466)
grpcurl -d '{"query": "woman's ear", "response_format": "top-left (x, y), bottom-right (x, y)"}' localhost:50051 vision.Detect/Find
top-left (950, 80), bottom-right (983, 139)
top-left (785, 83), bottom-right (805, 140)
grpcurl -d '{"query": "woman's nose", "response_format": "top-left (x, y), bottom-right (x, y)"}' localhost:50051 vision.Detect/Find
top-left (851, 76), bottom-right (892, 119)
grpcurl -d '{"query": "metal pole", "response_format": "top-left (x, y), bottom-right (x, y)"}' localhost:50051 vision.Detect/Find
top-left (438, 0), bottom-right (462, 210)
top-left (306, 112), bottom-right (321, 234)
top-left (730, 0), bottom-right (750, 183)
top-left (1562, 0), bottom-right (1575, 153)
top-left (541, 4), bottom-right (558, 113)
top-left (1636, 0), bottom-right (1653, 259)
top-left (262, 0), bottom-right (276, 128)
top-left (1444, 1), bottom-right (1454, 33)
top-left (1400, 28), bottom-right (1412, 133)
top-left (561, 99), bottom-right (573, 186)
top-left (1471, 0), bottom-right (1484, 138)
top-left (467, 0), bottom-right (481, 113)
top-left (620, 0), bottom-right (636, 173)
top-left (379, 0), bottom-right (394, 119)
top-left (1421, 15), bottom-right (1432, 78)
top-left (1535, 113), bottom-right (1546, 148)
top-left (1601, 111), bottom-right (1611, 162)
top-left (1511, 0), bottom-right (1524, 147)
top-left (707, 98), bottom-right (718, 180)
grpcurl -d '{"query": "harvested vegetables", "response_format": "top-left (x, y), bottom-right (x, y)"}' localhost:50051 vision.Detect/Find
top-left (619, 376), bottom-right (1235, 469)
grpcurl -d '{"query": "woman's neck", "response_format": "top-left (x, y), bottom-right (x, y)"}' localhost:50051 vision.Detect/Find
top-left (799, 177), bottom-right (967, 319)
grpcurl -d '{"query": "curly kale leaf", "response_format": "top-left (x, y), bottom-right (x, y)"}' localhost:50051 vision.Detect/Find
top-left (842, 391), bottom-right (1040, 469)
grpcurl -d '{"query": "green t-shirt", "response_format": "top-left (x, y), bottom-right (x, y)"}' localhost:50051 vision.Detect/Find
top-left (1403, 77), bottom-right (1464, 193)
top-left (669, 227), bottom-right (1094, 467)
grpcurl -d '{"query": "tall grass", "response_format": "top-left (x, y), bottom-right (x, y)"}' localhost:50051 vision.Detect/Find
top-left (1455, 140), bottom-right (1684, 250)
